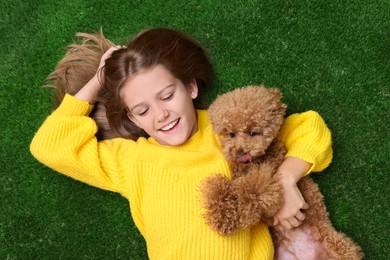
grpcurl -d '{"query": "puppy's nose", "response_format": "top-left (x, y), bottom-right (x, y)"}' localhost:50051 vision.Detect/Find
top-left (235, 148), bottom-right (245, 158)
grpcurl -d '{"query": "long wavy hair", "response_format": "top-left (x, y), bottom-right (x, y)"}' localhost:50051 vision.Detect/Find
top-left (46, 32), bottom-right (115, 140)
top-left (46, 28), bottom-right (214, 140)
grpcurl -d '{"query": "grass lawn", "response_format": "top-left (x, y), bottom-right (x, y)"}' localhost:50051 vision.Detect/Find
top-left (1, 0), bottom-right (389, 259)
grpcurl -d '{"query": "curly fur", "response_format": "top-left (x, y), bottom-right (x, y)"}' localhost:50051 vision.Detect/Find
top-left (201, 86), bottom-right (287, 235)
top-left (200, 85), bottom-right (362, 259)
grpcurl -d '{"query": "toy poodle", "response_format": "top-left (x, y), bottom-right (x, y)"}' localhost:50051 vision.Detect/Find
top-left (200, 85), bottom-right (362, 259)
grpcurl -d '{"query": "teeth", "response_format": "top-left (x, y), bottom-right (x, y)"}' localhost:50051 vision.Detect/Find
top-left (161, 119), bottom-right (178, 131)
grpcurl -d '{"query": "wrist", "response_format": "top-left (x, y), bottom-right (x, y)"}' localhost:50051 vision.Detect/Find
top-left (277, 156), bottom-right (311, 184)
top-left (75, 75), bottom-right (102, 104)
top-left (89, 74), bottom-right (103, 89)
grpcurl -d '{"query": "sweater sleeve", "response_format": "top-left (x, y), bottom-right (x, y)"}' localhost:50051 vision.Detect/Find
top-left (30, 94), bottom-right (133, 197)
top-left (278, 110), bottom-right (333, 174)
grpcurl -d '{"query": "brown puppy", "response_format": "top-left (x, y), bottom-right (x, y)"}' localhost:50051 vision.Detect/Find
top-left (201, 86), bottom-right (362, 259)
top-left (201, 86), bottom-right (287, 235)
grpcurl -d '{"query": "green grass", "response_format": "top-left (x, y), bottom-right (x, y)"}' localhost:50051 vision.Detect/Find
top-left (1, 0), bottom-right (389, 259)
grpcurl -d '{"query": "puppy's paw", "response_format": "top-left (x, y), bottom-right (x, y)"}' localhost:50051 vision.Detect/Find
top-left (233, 169), bottom-right (283, 228)
top-left (258, 176), bottom-right (284, 219)
top-left (233, 174), bottom-right (266, 228)
top-left (200, 175), bottom-right (240, 235)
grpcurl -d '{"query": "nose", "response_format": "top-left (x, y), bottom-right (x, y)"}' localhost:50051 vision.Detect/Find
top-left (236, 148), bottom-right (245, 158)
top-left (155, 106), bottom-right (169, 122)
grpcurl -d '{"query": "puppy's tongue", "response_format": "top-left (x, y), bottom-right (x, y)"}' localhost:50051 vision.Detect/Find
top-left (236, 153), bottom-right (252, 163)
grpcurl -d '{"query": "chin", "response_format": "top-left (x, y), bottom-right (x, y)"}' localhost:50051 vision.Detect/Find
top-left (155, 136), bottom-right (185, 147)
top-left (167, 138), bottom-right (187, 146)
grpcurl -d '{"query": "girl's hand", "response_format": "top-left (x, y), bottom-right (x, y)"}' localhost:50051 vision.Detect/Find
top-left (273, 157), bottom-right (311, 229)
top-left (95, 45), bottom-right (123, 85)
top-left (75, 46), bottom-right (123, 104)
top-left (273, 177), bottom-right (309, 229)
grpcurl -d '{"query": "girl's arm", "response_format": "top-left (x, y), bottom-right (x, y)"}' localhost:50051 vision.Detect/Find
top-left (30, 94), bottom-right (134, 197)
top-left (30, 46), bottom-right (132, 197)
top-left (75, 46), bottom-right (120, 104)
top-left (273, 110), bottom-right (333, 229)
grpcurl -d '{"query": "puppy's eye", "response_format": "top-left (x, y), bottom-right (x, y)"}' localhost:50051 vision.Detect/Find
top-left (249, 131), bottom-right (259, 137)
top-left (228, 132), bottom-right (236, 138)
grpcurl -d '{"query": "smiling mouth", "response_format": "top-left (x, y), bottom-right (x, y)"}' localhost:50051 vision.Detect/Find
top-left (160, 119), bottom-right (180, 132)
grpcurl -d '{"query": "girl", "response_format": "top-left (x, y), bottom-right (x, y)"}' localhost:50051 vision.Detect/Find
top-left (31, 28), bottom-right (332, 259)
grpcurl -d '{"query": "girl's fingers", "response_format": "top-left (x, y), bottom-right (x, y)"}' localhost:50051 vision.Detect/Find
top-left (280, 220), bottom-right (292, 230)
top-left (295, 210), bottom-right (306, 221)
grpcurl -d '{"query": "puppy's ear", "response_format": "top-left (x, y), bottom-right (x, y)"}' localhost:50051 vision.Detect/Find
top-left (268, 88), bottom-right (287, 114)
top-left (208, 111), bottom-right (225, 134)
top-left (207, 97), bottom-right (227, 135)
top-left (268, 88), bottom-right (282, 100)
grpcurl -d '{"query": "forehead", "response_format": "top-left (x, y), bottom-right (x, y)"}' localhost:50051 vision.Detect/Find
top-left (225, 117), bottom-right (260, 132)
top-left (123, 65), bottom-right (174, 90)
top-left (121, 65), bottom-right (177, 101)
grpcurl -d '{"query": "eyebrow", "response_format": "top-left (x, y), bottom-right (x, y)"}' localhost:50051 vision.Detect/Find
top-left (129, 84), bottom-right (175, 113)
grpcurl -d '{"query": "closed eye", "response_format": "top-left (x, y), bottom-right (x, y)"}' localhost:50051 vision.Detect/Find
top-left (162, 93), bottom-right (174, 101)
top-left (137, 108), bottom-right (149, 116)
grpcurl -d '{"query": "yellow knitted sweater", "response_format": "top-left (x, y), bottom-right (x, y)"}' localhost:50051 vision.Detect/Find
top-left (30, 94), bottom-right (332, 259)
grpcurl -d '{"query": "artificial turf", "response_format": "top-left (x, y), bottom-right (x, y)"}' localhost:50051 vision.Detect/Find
top-left (1, 0), bottom-right (389, 259)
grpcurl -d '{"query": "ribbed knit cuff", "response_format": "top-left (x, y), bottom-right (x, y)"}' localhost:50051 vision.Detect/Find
top-left (280, 110), bottom-right (333, 174)
top-left (53, 94), bottom-right (94, 117)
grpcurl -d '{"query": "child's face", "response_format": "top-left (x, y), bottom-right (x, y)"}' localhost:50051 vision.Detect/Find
top-left (121, 65), bottom-right (198, 146)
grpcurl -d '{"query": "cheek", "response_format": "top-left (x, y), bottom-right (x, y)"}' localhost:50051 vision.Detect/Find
top-left (180, 89), bottom-right (196, 107)
top-left (133, 116), bottom-right (153, 131)
top-left (181, 99), bottom-right (195, 113)
top-left (250, 136), bottom-right (272, 155)
top-left (221, 138), bottom-right (236, 160)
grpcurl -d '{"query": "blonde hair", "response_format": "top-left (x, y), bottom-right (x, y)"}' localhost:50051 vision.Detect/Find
top-left (46, 32), bottom-right (118, 140)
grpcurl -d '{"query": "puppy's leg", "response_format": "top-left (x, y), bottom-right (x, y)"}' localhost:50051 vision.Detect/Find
top-left (200, 175), bottom-right (240, 235)
top-left (273, 177), bottom-right (362, 259)
top-left (297, 177), bottom-right (363, 259)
